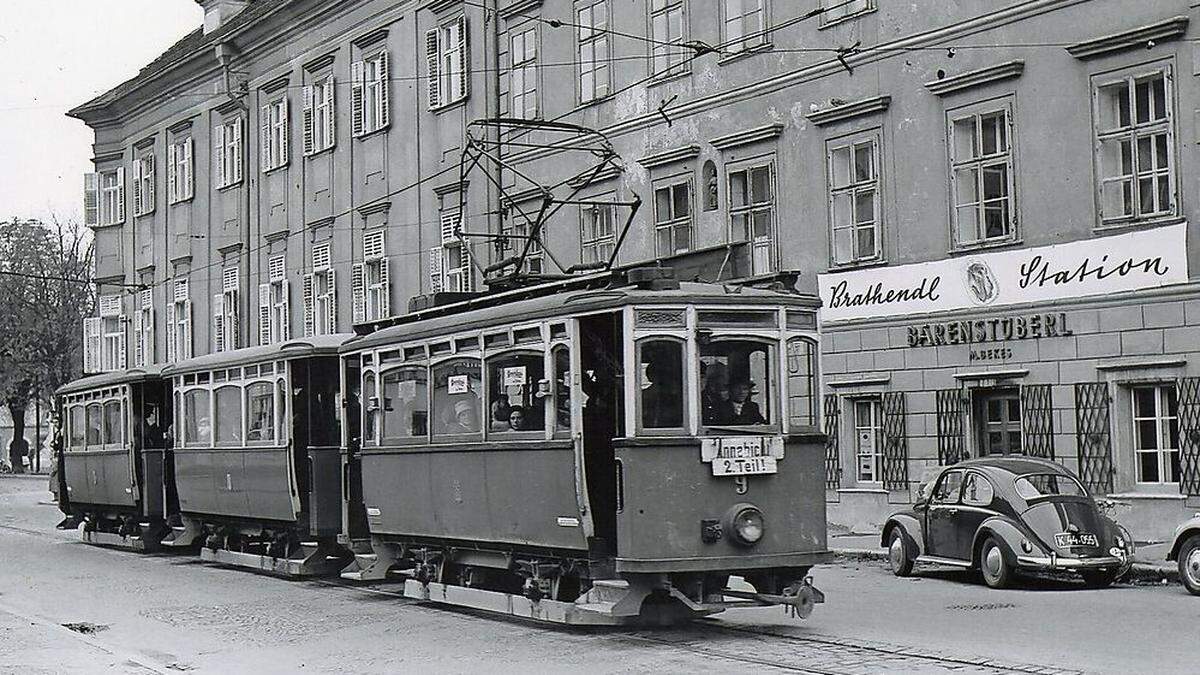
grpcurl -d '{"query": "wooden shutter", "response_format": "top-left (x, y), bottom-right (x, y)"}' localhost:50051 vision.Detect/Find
top-left (881, 392), bottom-right (909, 491)
top-left (82, 317), bottom-right (102, 373)
top-left (115, 167), bottom-right (126, 224)
top-left (280, 97), bottom-right (290, 167)
top-left (936, 388), bottom-right (967, 465)
top-left (1020, 384), bottom-right (1055, 459)
top-left (214, 123), bottom-right (227, 187)
top-left (823, 393), bottom-right (840, 489)
top-left (228, 291), bottom-right (239, 350)
top-left (323, 77), bottom-right (335, 148)
top-left (143, 155), bottom-right (155, 213)
top-left (133, 308), bottom-right (144, 366)
top-left (259, 283), bottom-right (271, 345)
top-left (326, 269), bottom-right (337, 334)
top-left (1178, 377), bottom-right (1200, 496)
top-left (280, 280), bottom-right (291, 341)
top-left (302, 85), bottom-right (315, 155)
top-left (351, 60), bottom-right (366, 137)
top-left (260, 103), bottom-right (272, 172)
top-left (426, 28), bottom-right (441, 109)
top-left (455, 15), bottom-right (470, 102)
top-left (302, 273), bottom-right (315, 337)
top-left (376, 51), bottom-right (390, 129)
top-left (1075, 382), bottom-right (1114, 494)
top-left (458, 246), bottom-right (473, 292)
top-left (429, 247), bottom-right (443, 292)
top-left (117, 315), bottom-right (127, 370)
top-left (183, 137), bottom-right (195, 200)
top-left (131, 158), bottom-right (143, 216)
top-left (213, 293), bottom-right (225, 352)
top-left (165, 302), bottom-right (177, 362)
top-left (378, 259), bottom-right (390, 317)
top-left (83, 173), bottom-right (99, 226)
top-left (351, 263), bottom-right (366, 324)
top-left (167, 143), bottom-right (178, 203)
top-left (231, 118), bottom-right (243, 183)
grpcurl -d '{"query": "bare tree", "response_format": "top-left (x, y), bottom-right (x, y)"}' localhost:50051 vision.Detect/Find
top-left (0, 217), bottom-right (93, 472)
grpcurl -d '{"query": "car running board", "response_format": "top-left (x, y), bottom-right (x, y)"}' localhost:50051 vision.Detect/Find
top-left (916, 555), bottom-right (973, 568)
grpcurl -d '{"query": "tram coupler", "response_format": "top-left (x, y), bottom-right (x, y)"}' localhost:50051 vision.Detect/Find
top-left (720, 577), bottom-right (824, 619)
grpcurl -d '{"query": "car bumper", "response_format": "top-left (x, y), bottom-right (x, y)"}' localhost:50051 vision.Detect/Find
top-left (1015, 552), bottom-right (1130, 571)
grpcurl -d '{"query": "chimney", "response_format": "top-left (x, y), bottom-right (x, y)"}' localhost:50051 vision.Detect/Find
top-left (196, 0), bottom-right (250, 35)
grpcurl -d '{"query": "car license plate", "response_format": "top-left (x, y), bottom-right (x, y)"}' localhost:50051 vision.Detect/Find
top-left (1054, 532), bottom-right (1099, 548)
top-left (712, 455), bottom-right (778, 476)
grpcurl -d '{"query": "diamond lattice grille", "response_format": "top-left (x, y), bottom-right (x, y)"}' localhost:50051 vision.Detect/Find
top-left (1075, 382), bottom-right (1113, 494)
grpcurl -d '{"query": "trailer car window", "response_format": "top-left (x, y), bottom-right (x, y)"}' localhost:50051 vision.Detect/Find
top-left (246, 382), bottom-right (275, 443)
top-left (432, 359), bottom-right (482, 436)
top-left (639, 339), bottom-right (684, 429)
top-left (553, 346), bottom-right (571, 435)
top-left (183, 389), bottom-right (211, 446)
top-left (214, 386), bottom-right (242, 446)
top-left (487, 352), bottom-right (545, 433)
top-left (86, 403), bottom-right (102, 446)
top-left (382, 367), bottom-right (429, 440)
top-left (103, 400), bottom-right (123, 445)
top-left (786, 337), bottom-right (819, 428)
top-left (699, 340), bottom-right (773, 427)
top-left (69, 405), bottom-right (85, 448)
top-left (363, 372), bottom-right (378, 443)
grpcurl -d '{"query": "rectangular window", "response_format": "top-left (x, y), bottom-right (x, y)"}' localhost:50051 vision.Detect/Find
top-left (84, 168), bottom-right (125, 227)
top-left (215, 117), bottom-right (244, 189)
top-left (722, 0), bottom-right (766, 54)
top-left (949, 101), bottom-right (1015, 248)
top-left (261, 96), bottom-right (290, 172)
top-left (820, 0), bottom-right (874, 26)
top-left (355, 230), bottom-right (391, 323)
top-left (854, 398), bottom-right (883, 484)
top-left (305, 243), bottom-right (336, 336)
top-left (498, 210), bottom-right (544, 275)
top-left (576, 1), bottom-right (611, 103)
top-left (261, 255), bottom-right (291, 344)
top-left (580, 199), bottom-right (616, 265)
top-left (304, 76), bottom-right (336, 155)
top-left (167, 137), bottom-right (194, 204)
top-left (166, 278), bottom-right (192, 362)
top-left (510, 27), bottom-right (538, 119)
top-left (728, 159), bottom-right (776, 275)
top-left (653, 178), bottom-right (693, 257)
top-left (213, 267), bottom-right (239, 352)
top-left (353, 51), bottom-right (391, 135)
top-left (650, 0), bottom-right (687, 78)
top-left (431, 210), bottom-right (473, 293)
top-left (426, 16), bottom-right (469, 110)
top-left (1132, 384), bottom-right (1180, 485)
top-left (134, 289), bottom-right (153, 367)
top-left (132, 152), bottom-right (155, 217)
top-left (98, 294), bottom-right (125, 372)
top-left (1093, 64), bottom-right (1176, 225)
top-left (828, 133), bottom-right (881, 265)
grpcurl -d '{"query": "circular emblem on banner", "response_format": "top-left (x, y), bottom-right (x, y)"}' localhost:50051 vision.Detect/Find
top-left (964, 260), bottom-right (999, 305)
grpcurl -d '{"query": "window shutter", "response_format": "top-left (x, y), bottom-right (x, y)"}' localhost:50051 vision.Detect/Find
top-left (440, 212), bottom-right (459, 244)
top-left (1178, 377), bottom-right (1200, 496)
top-left (258, 283), bottom-right (271, 345)
top-left (133, 308), bottom-right (144, 367)
top-left (167, 143), bottom-right (178, 203)
top-left (1075, 382), bottom-right (1114, 494)
top-left (302, 273), bottom-right (315, 337)
top-left (146, 308), bottom-right (155, 364)
top-left (115, 166), bottom-right (126, 224)
top-left (426, 29), bottom-right (441, 109)
top-left (260, 104), bottom-right (272, 172)
top-left (324, 77), bottom-right (336, 148)
top-left (455, 15), bottom-right (470, 101)
top-left (82, 317), bottom-right (102, 373)
top-left (429, 247), bottom-right (444, 293)
top-left (351, 263), bottom-right (366, 324)
top-left (459, 246), bottom-right (474, 292)
top-left (232, 118), bottom-right (244, 183)
top-left (302, 85), bottom-right (315, 155)
top-left (822, 393), bottom-right (840, 489)
top-left (351, 60), bottom-right (366, 137)
top-left (144, 155), bottom-right (155, 212)
top-left (281, 280), bottom-right (291, 340)
top-left (184, 300), bottom-right (194, 359)
top-left (83, 173), bottom-right (99, 226)
top-left (117, 315), bottom-right (127, 370)
top-left (378, 259), bottom-right (390, 317)
top-left (1019, 384), bottom-right (1055, 459)
top-left (228, 290), bottom-right (240, 350)
top-left (936, 388), bottom-right (967, 465)
top-left (326, 269), bottom-right (337, 334)
top-left (214, 123), bottom-right (227, 188)
top-left (131, 158), bottom-right (143, 216)
top-left (280, 97), bottom-right (290, 167)
top-left (183, 137), bottom-right (195, 200)
top-left (377, 51), bottom-right (391, 129)
top-left (880, 392), bottom-right (909, 492)
top-left (165, 302), bottom-right (177, 363)
top-left (212, 293), bottom-right (225, 352)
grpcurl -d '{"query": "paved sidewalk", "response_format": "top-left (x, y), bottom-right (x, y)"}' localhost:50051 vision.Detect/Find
top-left (830, 532), bottom-right (1179, 582)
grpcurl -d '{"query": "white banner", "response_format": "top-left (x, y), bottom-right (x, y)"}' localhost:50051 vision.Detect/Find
top-left (818, 222), bottom-right (1189, 322)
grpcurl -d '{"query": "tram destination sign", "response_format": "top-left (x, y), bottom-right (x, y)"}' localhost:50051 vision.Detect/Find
top-left (701, 436), bottom-right (785, 476)
top-left (817, 222), bottom-right (1188, 322)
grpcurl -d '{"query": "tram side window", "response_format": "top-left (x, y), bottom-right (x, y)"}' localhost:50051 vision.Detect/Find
top-left (246, 382), bottom-right (275, 443)
top-left (86, 403), bottom-right (103, 446)
top-left (183, 389), bottom-right (212, 446)
top-left (786, 337), bottom-right (819, 428)
top-left (432, 358), bottom-right (482, 436)
top-left (639, 339), bottom-right (685, 429)
top-left (487, 352), bottom-right (545, 433)
top-left (382, 367), bottom-right (429, 440)
top-left (277, 379), bottom-right (288, 444)
top-left (700, 340), bottom-right (774, 427)
top-left (103, 400), bottom-right (123, 445)
top-left (69, 405), bottom-right (86, 448)
top-left (553, 345), bottom-right (571, 434)
top-left (214, 386), bottom-right (242, 446)
top-left (363, 372), bottom-right (378, 443)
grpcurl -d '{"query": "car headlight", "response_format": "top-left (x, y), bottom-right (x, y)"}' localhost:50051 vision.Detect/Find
top-left (728, 505), bottom-right (765, 547)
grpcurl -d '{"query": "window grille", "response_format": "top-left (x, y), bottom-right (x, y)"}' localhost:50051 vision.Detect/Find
top-left (823, 393), bottom-right (840, 489)
top-left (1075, 382), bottom-right (1114, 494)
top-left (881, 391), bottom-right (909, 491)
top-left (1020, 384), bottom-right (1055, 459)
top-left (1178, 377), bottom-right (1200, 496)
top-left (936, 388), bottom-right (967, 465)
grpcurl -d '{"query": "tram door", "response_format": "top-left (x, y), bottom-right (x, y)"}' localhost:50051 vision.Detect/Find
top-left (580, 313), bottom-right (624, 553)
top-left (341, 359), bottom-right (369, 540)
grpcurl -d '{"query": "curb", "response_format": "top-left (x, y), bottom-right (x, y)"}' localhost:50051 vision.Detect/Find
top-left (832, 548), bottom-right (1180, 584)
top-left (0, 472), bottom-right (51, 479)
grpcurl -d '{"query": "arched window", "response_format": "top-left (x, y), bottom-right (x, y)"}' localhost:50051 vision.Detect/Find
top-left (183, 389), bottom-right (211, 447)
top-left (86, 403), bottom-right (103, 446)
top-left (245, 382), bottom-right (275, 443)
top-left (431, 358), bottom-right (482, 437)
top-left (487, 351), bottom-right (546, 434)
top-left (699, 339), bottom-right (776, 428)
top-left (103, 400), bottom-right (124, 445)
top-left (382, 366), bottom-right (429, 441)
top-left (214, 385), bottom-right (242, 446)
top-left (786, 337), bottom-right (819, 429)
top-left (69, 405), bottom-right (85, 448)
top-left (363, 371), bottom-right (378, 444)
top-left (638, 338), bottom-right (685, 430)
top-left (552, 345), bottom-right (571, 436)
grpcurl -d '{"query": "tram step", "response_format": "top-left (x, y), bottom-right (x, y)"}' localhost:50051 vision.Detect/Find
top-left (586, 579), bottom-right (630, 604)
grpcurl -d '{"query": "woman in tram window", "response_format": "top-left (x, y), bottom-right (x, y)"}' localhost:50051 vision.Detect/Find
top-left (721, 379), bottom-right (767, 426)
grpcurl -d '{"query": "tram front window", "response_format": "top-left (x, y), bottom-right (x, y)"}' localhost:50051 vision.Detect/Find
top-left (86, 403), bottom-right (102, 446)
top-left (245, 382), bottom-right (275, 443)
top-left (488, 353), bottom-right (545, 433)
top-left (700, 340), bottom-right (774, 427)
top-left (184, 390), bottom-right (211, 446)
top-left (432, 359), bottom-right (482, 436)
top-left (639, 339), bottom-right (684, 429)
top-left (103, 400), bottom-right (123, 445)
top-left (363, 372), bottom-right (377, 443)
top-left (553, 346), bottom-right (571, 434)
top-left (69, 405), bottom-right (85, 448)
top-left (382, 367), bottom-right (428, 440)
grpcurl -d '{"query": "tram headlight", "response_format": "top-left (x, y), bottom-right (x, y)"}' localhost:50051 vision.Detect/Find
top-left (727, 505), bottom-right (765, 547)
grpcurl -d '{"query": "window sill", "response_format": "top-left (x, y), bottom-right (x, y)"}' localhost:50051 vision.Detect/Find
top-left (133, 210), bottom-right (156, 220)
top-left (646, 69), bottom-right (692, 88)
top-left (1094, 214), bottom-right (1185, 235)
top-left (303, 145), bottom-right (336, 159)
top-left (217, 181), bottom-right (244, 192)
top-left (947, 237), bottom-right (1023, 256)
top-left (818, 8), bottom-right (878, 31)
top-left (353, 125), bottom-right (390, 141)
top-left (572, 92), bottom-right (616, 113)
top-left (263, 164), bottom-right (289, 175)
top-left (168, 198), bottom-right (194, 207)
top-left (90, 221), bottom-right (125, 230)
top-left (828, 257), bottom-right (887, 273)
top-left (430, 98), bottom-right (468, 115)
top-left (717, 42), bottom-right (773, 66)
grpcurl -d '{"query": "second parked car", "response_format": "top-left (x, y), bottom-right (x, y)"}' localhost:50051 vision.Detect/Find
top-left (882, 457), bottom-right (1133, 588)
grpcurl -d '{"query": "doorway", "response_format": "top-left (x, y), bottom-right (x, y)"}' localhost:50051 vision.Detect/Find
top-left (974, 389), bottom-right (1022, 456)
top-left (578, 312), bottom-right (624, 553)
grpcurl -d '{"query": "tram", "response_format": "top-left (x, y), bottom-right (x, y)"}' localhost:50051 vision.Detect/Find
top-left (56, 366), bottom-right (175, 550)
top-left (338, 269), bottom-right (830, 624)
top-left (160, 335), bottom-right (354, 574)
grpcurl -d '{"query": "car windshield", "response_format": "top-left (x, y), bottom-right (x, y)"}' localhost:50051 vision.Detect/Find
top-left (1014, 473), bottom-right (1086, 499)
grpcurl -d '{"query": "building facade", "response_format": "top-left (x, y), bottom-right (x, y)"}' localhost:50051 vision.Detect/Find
top-left (73, 0), bottom-right (1200, 540)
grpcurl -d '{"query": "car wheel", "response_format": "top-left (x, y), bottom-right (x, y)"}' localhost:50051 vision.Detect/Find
top-left (979, 537), bottom-right (1012, 589)
top-left (1178, 534), bottom-right (1200, 596)
top-left (887, 528), bottom-right (914, 577)
top-left (1080, 570), bottom-right (1121, 589)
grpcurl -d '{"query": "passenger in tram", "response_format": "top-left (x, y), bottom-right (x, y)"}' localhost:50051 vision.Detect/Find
top-left (447, 399), bottom-right (481, 434)
top-left (721, 379), bottom-right (767, 426)
top-left (491, 396), bottom-right (512, 427)
top-left (507, 406), bottom-right (526, 431)
top-left (700, 362), bottom-right (730, 425)
top-left (641, 358), bottom-right (683, 428)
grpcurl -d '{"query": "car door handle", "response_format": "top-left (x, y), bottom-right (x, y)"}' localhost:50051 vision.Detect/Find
top-left (946, 508), bottom-right (959, 516)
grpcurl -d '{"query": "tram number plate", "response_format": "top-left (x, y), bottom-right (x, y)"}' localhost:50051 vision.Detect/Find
top-left (712, 456), bottom-right (778, 476)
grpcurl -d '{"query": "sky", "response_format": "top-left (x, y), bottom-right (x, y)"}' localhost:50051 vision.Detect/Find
top-left (0, 1), bottom-right (202, 223)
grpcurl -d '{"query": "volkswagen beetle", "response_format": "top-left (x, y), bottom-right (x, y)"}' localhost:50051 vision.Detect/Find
top-left (1166, 514), bottom-right (1200, 595)
top-left (881, 457), bottom-right (1133, 589)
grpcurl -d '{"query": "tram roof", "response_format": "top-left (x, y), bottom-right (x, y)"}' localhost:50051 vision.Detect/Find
top-left (162, 333), bottom-right (354, 377)
top-left (345, 280), bottom-right (819, 353)
top-left (57, 365), bottom-right (165, 396)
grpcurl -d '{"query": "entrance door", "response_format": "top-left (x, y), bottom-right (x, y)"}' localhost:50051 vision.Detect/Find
top-left (924, 469), bottom-right (965, 559)
top-left (579, 313), bottom-right (624, 553)
top-left (977, 390), bottom-right (1022, 456)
